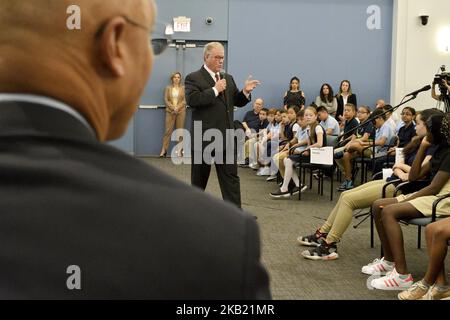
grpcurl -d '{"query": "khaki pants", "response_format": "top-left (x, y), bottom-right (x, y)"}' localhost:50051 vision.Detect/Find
top-left (334, 146), bottom-right (346, 172)
top-left (162, 109), bottom-right (186, 152)
top-left (273, 150), bottom-right (289, 177)
top-left (319, 179), bottom-right (396, 243)
top-left (245, 138), bottom-right (257, 162)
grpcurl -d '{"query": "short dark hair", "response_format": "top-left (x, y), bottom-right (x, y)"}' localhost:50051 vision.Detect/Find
top-left (296, 109), bottom-right (305, 118)
top-left (383, 104), bottom-right (394, 114)
top-left (344, 103), bottom-right (356, 113)
top-left (260, 108), bottom-right (269, 113)
top-left (402, 106), bottom-right (416, 116)
top-left (316, 106), bottom-right (328, 113)
top-left (371, 108), bottom-right (386, 121)
top-left (267, 108), bottom-right (277, 116)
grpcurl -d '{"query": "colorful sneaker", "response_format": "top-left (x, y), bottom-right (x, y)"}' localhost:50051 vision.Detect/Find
top-left (420, 285), bottom-right (450, 300)
top-left (370, 268), bottom-right (414, 291)
top-left (361, 257), bottom-right (395, 275)
top-left (346, 180), bottom-right (354, 189)
top-left (301, 241), bottom-right (338, 260)
top-left (297, 229), bottom-right (328, 247)
top-left (398, 280), bottom-right (429, 300)
top-left (338, 180), bottom-right (354, 191)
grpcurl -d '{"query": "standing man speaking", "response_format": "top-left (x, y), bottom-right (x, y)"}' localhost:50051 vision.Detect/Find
top-left (185, 42), bottom-right (260, 208)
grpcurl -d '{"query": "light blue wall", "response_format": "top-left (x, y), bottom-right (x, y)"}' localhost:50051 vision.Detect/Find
top-left (228, 0), bottom-right (393, 120)
top-left (154, 0), bottom-right (229, 41)
top-left (110, 0), bottom-right (393, 154)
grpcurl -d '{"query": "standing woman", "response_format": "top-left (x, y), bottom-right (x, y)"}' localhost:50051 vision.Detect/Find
top-left (315, 83), bottom-right (337, 116)
top-left (160, 72), bottom-right (186, 157)
top-left (283, 76), bottom-right (306, 110)
top-left (336, 80), bottom-right (357, 123)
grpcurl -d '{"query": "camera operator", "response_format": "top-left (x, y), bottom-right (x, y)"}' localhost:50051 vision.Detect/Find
top-left (431, 79), bottom-right (450, 101)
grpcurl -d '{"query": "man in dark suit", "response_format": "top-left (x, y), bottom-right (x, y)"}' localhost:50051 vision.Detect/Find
top-left (185, 42), bottom-right (260, 208)
top-left (0, 0), bottom-right (270, 299)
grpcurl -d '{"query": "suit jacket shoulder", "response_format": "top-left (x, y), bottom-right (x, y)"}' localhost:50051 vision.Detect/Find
top-left (0, 102), bottom-right (271, 299)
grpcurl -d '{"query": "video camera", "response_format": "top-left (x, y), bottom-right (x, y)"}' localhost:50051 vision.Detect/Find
top-left (433, 65), bottom-right (450, 92)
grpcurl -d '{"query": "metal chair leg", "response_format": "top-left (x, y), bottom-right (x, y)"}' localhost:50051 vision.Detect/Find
top-left (298, 165), bottom-right (302, 201)
top-left (330, 170), bottom-right (333, 201)
top-left (318, 169), bottom-right (323, 196)
top-left (360, 161), bottom-right (364, 185)
top-left (317, 171), bottom-right (321, 194)
top-left (370, 209), bottom-right (374, 248)
top-left (418, 226), bottom-right (422, 249)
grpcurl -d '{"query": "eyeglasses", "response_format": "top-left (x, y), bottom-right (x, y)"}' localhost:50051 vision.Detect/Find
top-left (357, 111), bottom-right (369, 114)
top-left (95, 16), bottom-right (172, 56)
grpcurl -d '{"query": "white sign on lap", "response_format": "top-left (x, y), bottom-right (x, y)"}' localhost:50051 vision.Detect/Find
top-left (310, 147), bottom-right (334, 165)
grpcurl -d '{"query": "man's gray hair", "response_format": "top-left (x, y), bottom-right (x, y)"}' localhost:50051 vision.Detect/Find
top-left (203, 42), bottom-right (224, 59)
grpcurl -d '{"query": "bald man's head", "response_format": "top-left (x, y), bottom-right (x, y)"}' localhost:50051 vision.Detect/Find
top-left (0, 0), bottom-right (156, 141)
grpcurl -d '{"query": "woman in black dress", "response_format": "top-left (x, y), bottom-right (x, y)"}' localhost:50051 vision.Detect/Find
top-left (283, 76), bottom-right (305, 110)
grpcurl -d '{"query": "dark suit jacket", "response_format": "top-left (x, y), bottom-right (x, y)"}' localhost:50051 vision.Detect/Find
top-left (0, 101), bottom-right (270, 299)
top-left (336, 94), bottom-right (357, 120)
top-left (185, 67), bottom-right (250, 151)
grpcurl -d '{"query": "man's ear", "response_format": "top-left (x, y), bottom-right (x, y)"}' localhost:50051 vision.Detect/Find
top-left (98, 17), bottom-right (127, 77)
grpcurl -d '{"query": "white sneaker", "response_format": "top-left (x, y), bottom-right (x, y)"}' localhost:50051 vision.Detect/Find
top-left (370, 268), bottom-right (414, 291)
top-left (249, 162), bottom-right (259, 170)
top-left (361, 257), bottom-right (394, 275)
top-left (266, 174), bottom-right (277, 181)
top-left (257, 166), bottom-right (270, 176)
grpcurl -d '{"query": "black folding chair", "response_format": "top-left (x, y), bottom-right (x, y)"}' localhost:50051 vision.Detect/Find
top-left (295, 148), bottom-right (335, 201)
top-left (401, 191), bottom-right (450, 249)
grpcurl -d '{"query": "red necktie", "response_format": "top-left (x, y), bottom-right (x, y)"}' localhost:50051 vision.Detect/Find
top-left (215, 73), bottom-right (224, 98)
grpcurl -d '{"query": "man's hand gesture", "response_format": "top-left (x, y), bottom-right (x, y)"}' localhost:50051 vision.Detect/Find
top-left (243, 75), bottom-right (261, 95)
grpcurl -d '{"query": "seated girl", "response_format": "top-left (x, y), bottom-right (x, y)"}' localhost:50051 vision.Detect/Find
top-left (364, 112), bottom-right (450, 291)
top-left (270, 106), bottom-right (325, 198)
top-left (398, 217), bottom-right (450, 300)
top-left (297, 109), bottom-right (443, 261)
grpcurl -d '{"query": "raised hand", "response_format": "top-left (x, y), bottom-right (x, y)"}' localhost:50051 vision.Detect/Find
top-left (243, 75), bottom-right (261, 95)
